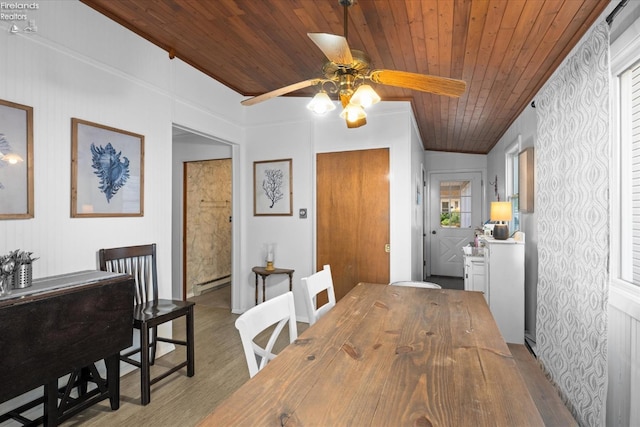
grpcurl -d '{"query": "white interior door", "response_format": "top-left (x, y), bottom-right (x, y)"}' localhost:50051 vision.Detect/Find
top-left (429, 172), bottom-right (482, 277)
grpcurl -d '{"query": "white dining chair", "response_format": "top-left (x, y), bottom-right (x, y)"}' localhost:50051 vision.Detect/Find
top-left (235, 291), bottom-right (298, 378)
top-left (390, 281), bottom-right (442, 289)
top-left (301, 264), bottom-right (336, 326)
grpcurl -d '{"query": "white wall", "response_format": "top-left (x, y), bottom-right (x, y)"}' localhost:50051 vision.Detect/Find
top-left (410, 117), bottom-right (426, 280)
top-left (1, 2), bottom-right (175, 283)
top-left (0, 0), bottom-right (242, 415)
top-left (240, 99), bottom-right (419, 317)
top-left (486, 104), bottom-right (538, 341)
top-left (0, 1), bottom-right (422, 323)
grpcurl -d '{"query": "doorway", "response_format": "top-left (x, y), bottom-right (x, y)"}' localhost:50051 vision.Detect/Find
top-left (183, 159), bottom-right (232, 298)
top-left (316, 148), bottom-right (390, 301)
top-left (172, 127), bottom-right (234, 307)
top-left (428, 171), bottom-right (482, 277)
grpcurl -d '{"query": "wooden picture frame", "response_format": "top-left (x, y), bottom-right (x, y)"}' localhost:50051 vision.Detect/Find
top-left (254, 158), bottom-right (292, 216)
top-left (71, 118), bottom-right (144, 217)
top-left (0, 99), bottom-right (34, 220)
top-left (519, 147), bottom-right (534, 212)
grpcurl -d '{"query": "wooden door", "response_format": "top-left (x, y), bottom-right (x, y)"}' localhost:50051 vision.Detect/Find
top-left (316, 148), bottom-right (390, 301)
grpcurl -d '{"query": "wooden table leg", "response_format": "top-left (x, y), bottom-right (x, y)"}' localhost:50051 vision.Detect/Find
top-left (186, 305), bottom-right (195, 377)
top-left (288, 273), bottom-right (293, 292)
top-left (255, 273), bottom-right (259, 305)
top-left (44, 379), bottom-right (58, 426)
top-left (262, 276), bottom-right (267, 302)
top-left (105, 354), bottom-right (121, 410)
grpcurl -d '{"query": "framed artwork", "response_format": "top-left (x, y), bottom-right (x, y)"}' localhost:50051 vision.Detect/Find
top-left (0, 99), bottom-right (34, 220)
top-left (254, 158), bottom-right (292, 216)
top-left (71, 118), bottom-right (144, 217)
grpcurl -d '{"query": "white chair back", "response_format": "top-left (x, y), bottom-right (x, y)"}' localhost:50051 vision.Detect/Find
top-left (390, 281), bottom-right (442, 289)
top-left (301, 265), bottom-right (336, 326)
top-left (235, 291), bottom-right (297, 378)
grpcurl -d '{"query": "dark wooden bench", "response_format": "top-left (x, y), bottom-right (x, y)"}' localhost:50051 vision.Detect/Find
top-left (508, 344), bottom-right (577, 426)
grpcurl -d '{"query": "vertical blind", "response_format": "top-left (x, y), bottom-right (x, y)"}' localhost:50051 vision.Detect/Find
top-left (631, 62), bottom-right (640, 285)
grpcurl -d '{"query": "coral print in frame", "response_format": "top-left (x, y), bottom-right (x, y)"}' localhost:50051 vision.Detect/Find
top-left (71, 118), bottom-right (144, 217)
top-left (0, 99), bottom-right (34, 220)
top-left (254, 158), bottom-right (292, 216)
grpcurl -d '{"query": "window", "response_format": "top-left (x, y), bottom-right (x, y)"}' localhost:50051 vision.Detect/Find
top-left (612, 13), bottom-right (640, 292)
top-left (505, 136), bottom-right (521, 233)
top-left (616, 59), bottom-right (640, 285)
top-left (439, 180), bottom-right (472, 228)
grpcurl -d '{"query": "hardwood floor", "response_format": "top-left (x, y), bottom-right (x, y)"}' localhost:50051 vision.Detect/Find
top-left (62, 285), bottom-right (263, 426)
top-left (425, 275), bottom-right (464, 290)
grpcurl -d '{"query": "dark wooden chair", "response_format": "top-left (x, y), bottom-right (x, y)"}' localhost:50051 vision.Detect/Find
top-left (98, 243), bottom-right (195, 406)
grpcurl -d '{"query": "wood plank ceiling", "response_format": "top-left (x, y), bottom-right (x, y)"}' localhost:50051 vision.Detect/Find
top-left (80, 0), bottom-right (609, 154)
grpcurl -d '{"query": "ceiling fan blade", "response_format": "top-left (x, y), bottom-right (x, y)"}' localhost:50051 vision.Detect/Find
top-left (308, 33), bottom-right (353, 65)
top-left (241, 79), bottom-right (323, 106)
top-left (369, 70), bottom-right (467, 98)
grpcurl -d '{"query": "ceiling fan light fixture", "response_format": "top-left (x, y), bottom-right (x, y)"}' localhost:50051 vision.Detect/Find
top-left (307, 91), bottom-right (336, 115)
top-left (350, 84), bottom-right (380, 108)
top-left (339, 103), bottom-right (367, 123)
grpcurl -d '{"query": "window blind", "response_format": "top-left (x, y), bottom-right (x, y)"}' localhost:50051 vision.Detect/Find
top-left (631, 63), bottom-right (640, 283)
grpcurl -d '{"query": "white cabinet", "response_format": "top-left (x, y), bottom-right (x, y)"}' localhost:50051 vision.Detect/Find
top-left (463, 253), bottom-right (487, 302)
top-left (484, 238), bottom-right (524, 344)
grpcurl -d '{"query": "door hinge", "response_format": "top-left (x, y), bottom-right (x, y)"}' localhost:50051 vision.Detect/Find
top-left (385, 244), bottom-right (390, 253)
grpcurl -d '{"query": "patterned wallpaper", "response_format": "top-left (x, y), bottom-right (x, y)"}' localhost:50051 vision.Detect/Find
top-left (535, 21), bottom-right (610, 426)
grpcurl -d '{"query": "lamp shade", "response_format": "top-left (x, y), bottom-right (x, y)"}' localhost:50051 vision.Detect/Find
top-left (350, 84), bottom-right (381, 108)
top-left (490, 201), bottom-right (512, 222)
top-left (307, 91), bottom-right (336, 115)
top-left (339, 103), bottom-right (367, 123)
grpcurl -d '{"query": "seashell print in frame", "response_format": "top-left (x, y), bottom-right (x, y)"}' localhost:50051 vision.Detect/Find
top-left (71, 118), bottom-right (144, 217)
top-left (0, 98), bottom-right (34, 220)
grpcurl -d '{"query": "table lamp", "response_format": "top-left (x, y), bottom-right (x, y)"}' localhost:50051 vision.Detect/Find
top-left (490, 201), bottom-right (512, 240)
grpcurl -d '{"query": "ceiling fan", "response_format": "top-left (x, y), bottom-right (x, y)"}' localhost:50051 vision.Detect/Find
top-left (241, 0), bottom-right (467, 129)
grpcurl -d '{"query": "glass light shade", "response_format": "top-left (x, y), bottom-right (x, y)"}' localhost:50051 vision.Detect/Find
top-left (350, 84), bottom-right (381, 108)
top-left (490, 201), bottom-right (513, 222)
top-left (264, 243), bottom-right (276, 262)
top-left (339, 103), bottom-right (367, 123)
top-left (1, 153), bottom-right (24, 164)
top-left (307, 91), bottom-right (336, 115)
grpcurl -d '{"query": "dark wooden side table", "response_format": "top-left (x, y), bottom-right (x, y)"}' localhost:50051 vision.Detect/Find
top-left (252, 266), bottom-right (295, 305)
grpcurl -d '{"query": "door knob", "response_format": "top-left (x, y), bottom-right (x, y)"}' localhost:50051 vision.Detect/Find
top-left (432, 230), bottom-right (436, 234)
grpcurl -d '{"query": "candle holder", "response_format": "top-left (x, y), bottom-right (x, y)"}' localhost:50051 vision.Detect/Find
top-left (264, 243), bottom-right (276, 271)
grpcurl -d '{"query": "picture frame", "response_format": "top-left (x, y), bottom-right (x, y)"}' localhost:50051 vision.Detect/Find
top-left (71, 118), bottom-right (144, 217)
top-left (254, 158), bottom-right (292, 216)
top-left (0, 99), bottom-right (34, 220)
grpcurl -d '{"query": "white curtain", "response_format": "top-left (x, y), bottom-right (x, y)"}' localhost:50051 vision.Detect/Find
top-left (535, 21), bottom-right (610, 426)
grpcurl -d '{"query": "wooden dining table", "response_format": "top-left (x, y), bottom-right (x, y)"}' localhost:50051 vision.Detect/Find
top-left (200, 283), bottom-right (544, 426)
